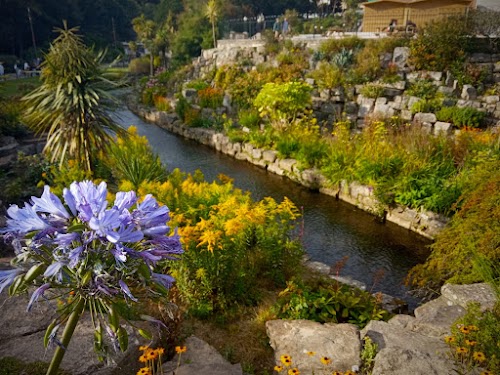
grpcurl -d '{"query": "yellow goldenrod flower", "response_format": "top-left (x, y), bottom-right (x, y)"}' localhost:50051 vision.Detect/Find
top-left (274, 365), bottom-right (284, 372)
top-left (456, 347), bottom-right (468, 355)
top-left (288, 368), bottom-right (300, 375)
top-left (175, 345), bottom-right (187, 354)
top-left (473, 352), bottom-right (486, 362)
top-left (320, 356), bottom-right (332, 365)
top-left (136, 367), bottom-right (151, 375)
top-left (465, 339), bottom-right (477, 346)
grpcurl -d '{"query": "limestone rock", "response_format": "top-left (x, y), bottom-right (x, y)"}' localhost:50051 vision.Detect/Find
top-left (461, 85), bottom-right (477, 100)
top-left (413, 112), bottom-right (437, 124)
top-left (434, 121), bottom-right (452, 135)
top-left (163, 336), bottom-right (242, 375)
top-left (372, 347), bottom-right (455, 375)
top-left (266, 320), bottom-right (361, 374)
top-left (441, 283), bottom-right (496, 312)
top-left (413, 296), bottom-right (466, 337)
top-left (392, 47), bottom-right (410, 70)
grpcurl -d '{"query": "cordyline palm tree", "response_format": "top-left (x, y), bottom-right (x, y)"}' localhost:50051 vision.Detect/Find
top-left (23, 22), bottom-right (122, 172)
top-left (206, 0), bottom-right (219, 49)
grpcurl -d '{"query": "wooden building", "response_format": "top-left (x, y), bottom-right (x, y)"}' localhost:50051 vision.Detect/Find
top-left (361, 0), bottom-right (477, 32)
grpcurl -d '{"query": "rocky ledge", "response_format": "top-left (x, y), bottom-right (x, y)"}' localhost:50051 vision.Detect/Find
top-left (0, 282), bottom-right (495, 374)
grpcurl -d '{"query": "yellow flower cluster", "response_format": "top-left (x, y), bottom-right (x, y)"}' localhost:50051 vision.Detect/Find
top-left (274, 352), bottom-right (357, 374)
top-left (136, 345), bottom-right (165, 375)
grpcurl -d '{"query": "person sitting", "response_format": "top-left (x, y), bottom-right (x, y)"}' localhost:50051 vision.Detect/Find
top-left (387, 19), bottom-right (397, 32)
top-left (406, 20), bottom-right (416, 33)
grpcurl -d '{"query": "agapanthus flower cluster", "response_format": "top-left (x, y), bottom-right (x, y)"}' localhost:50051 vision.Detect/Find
top-left (0, 180), bottom-right (183, 355)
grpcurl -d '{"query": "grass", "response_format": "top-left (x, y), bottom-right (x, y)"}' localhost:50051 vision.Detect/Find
top-left (0, 357), bottom-right (71, 375)
top-left (0, 76), bottom-right (41, 99)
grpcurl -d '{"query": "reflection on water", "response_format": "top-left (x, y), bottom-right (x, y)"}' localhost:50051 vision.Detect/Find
top-left (113, 108), bottom-right (431, 308)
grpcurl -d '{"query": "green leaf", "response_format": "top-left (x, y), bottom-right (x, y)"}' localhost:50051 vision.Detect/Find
top-left (138, 328), bottom-right (152, 340)
top-left (44, 320), bottom-right (58, 348)
top-left (117, 327), bottom-right (128, 352)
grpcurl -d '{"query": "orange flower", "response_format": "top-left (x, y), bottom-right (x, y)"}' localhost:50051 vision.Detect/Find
top-left (465, 339), bottom-right (477, 346)
top-left (136, 367), bottom-right (151, 375)
top-left (274, 365), bottom-right (284, 372)
top-left (280, 354), bottom-right (292, 367)
top-left (344, 371), bottom-right (356, 375)
top-left (138, 354), bottom-right (148, 363)
top-left (155, 347), bottom-right (165, 356)
top-left (175, 345), bottom-right (187, 354)
top-left (444, 336), bottom-right (455, 344)
top-left (305, 351), bottom-right (316, 356)
top-left (332, 371), bottom-right (343, 375)
top-left (288, 368), bottom-right (300, 375)
top-left (460, 326), bottom-right (470, 334)
top-left (139, 345), bottom-right (150, 351)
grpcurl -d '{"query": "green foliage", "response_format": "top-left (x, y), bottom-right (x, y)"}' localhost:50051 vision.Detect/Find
top-left (360, 83), bottom-right (385, 99)
top-left (253, 81), bottom-right (312, 126)
top-left (138, 173), bottom-right (304, 316)
top-left (0, 357), bottom-right (70, 375)
top-left (330, 48), bottom-right (355, 70)
top-left (360, 336), bottom-right (378, 375)
top-left (411, 98), bottom-right (442, 114)
top-left (447, 303), bottom-right (500, 374)
top-left (105, 126), bottom-right (168, 189)
top-left (407, 156), bottom-right (500, 289)
top-left (308, 62), bottom-right (344, 91)
top-left (22, 23), bottom-right (122, 172)
top-left (436, 106), bottom-right (486, 128)
top-left (128, 57), bottom-right (151, 75)
top-left (405, 79), bottom-right (438, 99)
top-left (197, 87), bottom-right (223, 109)
top-left (175, 95), bottom-right (190, 122)
top-left (409, 15), bottom-right (472, 71)
top-left (318, 36), bottom-right (365, 60)
top-left (275, 279), bottom-right (390, 328)
top-left (238, 109), bottom-right (260, 129)
top-left (0, 99), bottom-right (29, 137)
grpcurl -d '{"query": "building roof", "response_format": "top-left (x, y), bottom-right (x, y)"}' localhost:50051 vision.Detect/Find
top-left (477, 0), bottom-right (500, 11)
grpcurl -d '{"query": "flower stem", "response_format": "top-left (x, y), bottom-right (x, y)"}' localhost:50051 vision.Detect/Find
top-left (46, 298), bottom-right (86, 375)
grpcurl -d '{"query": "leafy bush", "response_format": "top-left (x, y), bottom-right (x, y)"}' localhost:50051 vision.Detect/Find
top-left (360, 83), bottom-right (385, 99)
top-left (153, 95), bottom-right (171, 112)
top-left (198, 87), bottom-right (223, 109)
top-left (411, 98), bottom-right (442, 114)
top-left (318, 36), bottom-right (365, 60)
top-left (238, 109), bottom-right (260, 129)
top-left (128, 57), bottom-right (150, 75)
top-left (105, 126), bottom-right (168, 189)
top-left (0, 99), bottom-right (28, 137)
top-left (436, 106), bottom-right (486, 128)
top-left (409, 15), bottom-right (471, 71)
top-left (308, 62), bottom-right (344, 91)
top-left (406, 79), bottom-right (438, 99)
top-left (138, 172), bottom-right (304, 316)
top-left (275, 279), bottom-right (390, 328)
top-left (253, 81), bottom-right (312, 126)
top-left (407, 157), bottom-right (500, 289)
top-left (445, 303), bottom-right (500, 374)
top-left (330, 48), bottom-right (355, 70)
top-left (175, 95), bottom-right (190, 122)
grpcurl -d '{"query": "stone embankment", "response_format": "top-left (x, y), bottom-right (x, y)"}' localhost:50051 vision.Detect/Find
top-left (128, 100), bottom-right (448, 239)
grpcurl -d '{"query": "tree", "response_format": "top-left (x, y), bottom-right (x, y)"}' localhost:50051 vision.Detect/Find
top-left (23, 23), bottom-right (122, 172)
top-left (132, 14), bottom-right (157, 76)
top-left (206, 0), bottom-right (219, 49)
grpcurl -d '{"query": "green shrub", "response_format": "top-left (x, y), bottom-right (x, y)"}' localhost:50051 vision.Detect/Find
top-left (308, 62), bottom-right (344, 91)
top-left (175, 95), bottom-right (190, 122)
top-left (319, 36), bottom-right (365, 59)
top-left (436, 106), bottom-right (486, 128)
top-left (139, 174), bottom-right (304, 316)
top-left (105, 126), bottom-right (168, 189)
top-left (407, 158), bottom-right (500, 289)
top-left (0, 99), bottom-right (28, 137)
top-left (411, 98), bottom-right (442, 114)
top-left (128, 57), bottom-right (150, 75)
top-left (253, 81), bottom-right (312, 126)
top-left (276, 136), bottom-right (301, 158)
top-left (238, 109), bottom-right (260, 129)
top-left (360, 83), bottom-right (385, 99)
top-left (275, 279), bottom-right (390, 328)
top-left (406, 79), bottom-right (438, 99)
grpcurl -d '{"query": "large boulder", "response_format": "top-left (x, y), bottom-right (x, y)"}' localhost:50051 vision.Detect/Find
top-left (266, 320), bottom-right (361, 374)
top-left (440, 283), bottom-right (496, 312)
top-left (162, 336), bottom-right (242, 375)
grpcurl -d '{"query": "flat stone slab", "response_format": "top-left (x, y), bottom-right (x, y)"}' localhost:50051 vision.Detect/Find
top-left (163, 336), bottom-right (242, 375)
top-left (441, 283), bottom-right (496, 312)
top-left (413, 296), bottom-right (466, 337)
top-left (266, 319), bottom-right (361, 373)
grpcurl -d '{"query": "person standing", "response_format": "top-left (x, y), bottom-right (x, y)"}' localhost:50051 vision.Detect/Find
top-left (273, 18), bottom-right (281, 39)
top-left (282, 18), bottom-right (289, 37)
top-left (14, 62), bottom-right (21, 78)
top-left (0, 62), bottom-right (4, 81)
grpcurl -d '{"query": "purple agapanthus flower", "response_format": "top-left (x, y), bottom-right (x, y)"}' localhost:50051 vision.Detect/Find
top-left (0, 268), bottom-right (22, 294)
top-left (27, 283), bottom-right (51, 311)
top-left (31, 185), bottom-right (70, 220)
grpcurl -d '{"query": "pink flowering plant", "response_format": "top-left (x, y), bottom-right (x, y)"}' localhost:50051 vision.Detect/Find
top-left (0, 180), bottom-right (183, 375)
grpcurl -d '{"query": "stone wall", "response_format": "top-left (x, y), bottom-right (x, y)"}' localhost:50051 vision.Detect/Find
top-left (129, 100), bottom-right (448, 240)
